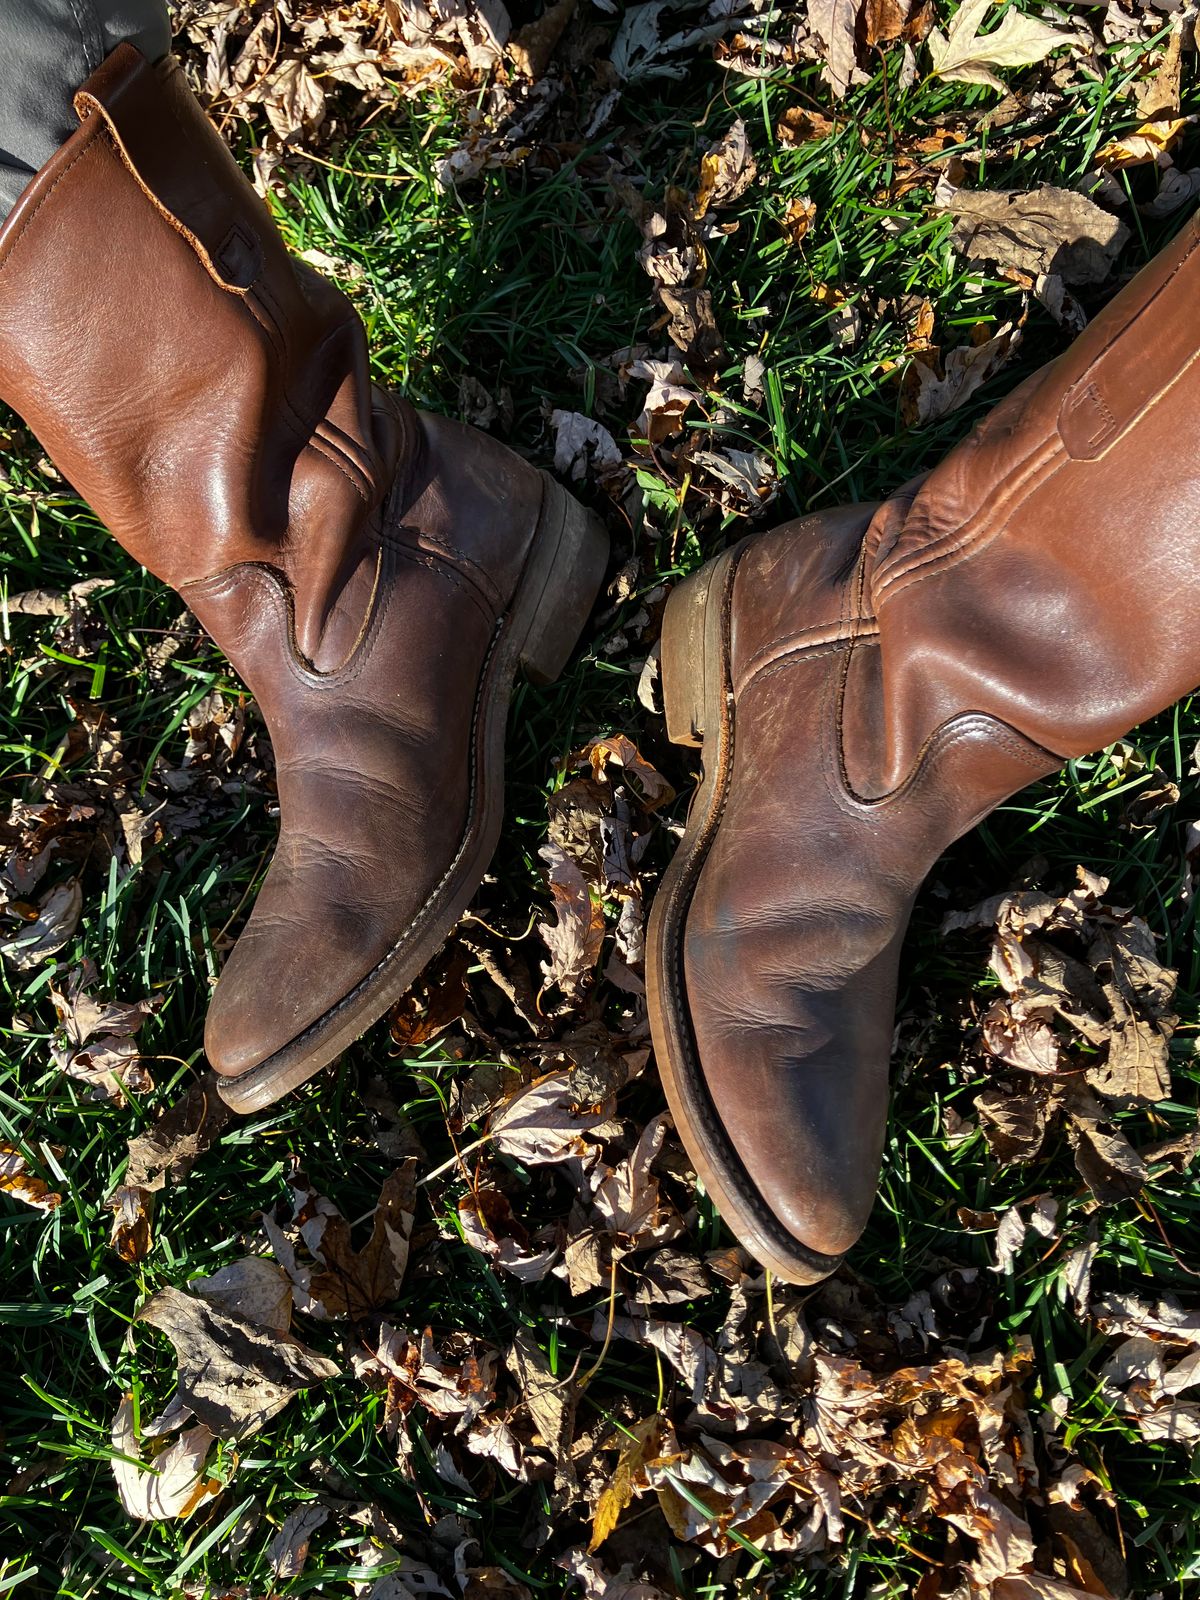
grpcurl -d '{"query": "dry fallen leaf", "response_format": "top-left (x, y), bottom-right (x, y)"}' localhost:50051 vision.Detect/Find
top-left (191, 1256), bottom-right (294, 1333)
top-left (50, 965), bottom-right (162, 1105)
top-left (489, 1072), bottom-right (612, 1167)
top-left (947, 868), bottom-right (1178, 1199)
top-left (777, 106), bottom-right (834, 145)
top-left (267, 1504), bottom-right (329, 1580)
top-left (1094, 118), bottom-right (1188, 172)
top-left (900, 321), bottom-right (1021, 425)
top-left (1, 876), bottom-right (82, 971)
top-left (0, 1143), bottom-right (62, 1213)
top-left (458, 1186), bottom-right (561, 1281)
top-left (551, 411), bottom-right (623, 483)
top-left (938, 174), bottom-right (1130, 286)
top-left (808, 0), bottom-right (866, 98)
top-left (262, 1161), bottom-right (418, 1320)
top-left (780, 194), bottom-right (818, 248)
top-left (1094, 1292), bottom-right (1200, 1444)
top-left (693, 118), bottom-right (757, 217)
top-left (107, 1074), bottom-right (235, 1262)
top-left (137, 1286), bottom-right (340, 1439)
top-left (538, 844), bottom-right (606, 1006)
top-left (927, 0), bottom-right (1086, 92)
top-left (110, 1395), bottom-right (220, 1522)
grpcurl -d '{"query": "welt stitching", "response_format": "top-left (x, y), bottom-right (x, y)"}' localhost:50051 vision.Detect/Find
top-left (312, 421), bottom-right (375, 492)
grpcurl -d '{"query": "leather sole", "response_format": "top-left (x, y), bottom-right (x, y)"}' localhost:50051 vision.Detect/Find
top-left (646, 545), bottom-right (847, 1286)
top-left (216, 473), bottom-right (609, 1113)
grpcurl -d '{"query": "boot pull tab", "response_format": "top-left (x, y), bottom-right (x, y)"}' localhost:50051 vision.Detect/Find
top-left (72, 42), bottom-right (267, 294)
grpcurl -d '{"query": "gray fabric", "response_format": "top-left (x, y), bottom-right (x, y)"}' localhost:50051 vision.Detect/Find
top-left (0, 0), bottom-right (171, 220)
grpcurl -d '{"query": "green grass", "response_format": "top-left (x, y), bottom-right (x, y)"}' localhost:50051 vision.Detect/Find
top-left (2, 11), bottom-right (1199, 1598)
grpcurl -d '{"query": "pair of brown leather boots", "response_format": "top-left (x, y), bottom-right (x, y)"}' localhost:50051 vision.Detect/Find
top-left (2, 46), bottom-right (1195, 1285)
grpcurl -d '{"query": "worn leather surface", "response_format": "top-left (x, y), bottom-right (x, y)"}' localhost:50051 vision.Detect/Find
top-left (681, 212), bottom-right (1200, 1259)
top-left (0, 45), bottom-right (548, 1080)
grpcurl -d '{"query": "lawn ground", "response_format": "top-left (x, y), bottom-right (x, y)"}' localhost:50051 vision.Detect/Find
top-left (1, 5), bottom-right (1199, 1597)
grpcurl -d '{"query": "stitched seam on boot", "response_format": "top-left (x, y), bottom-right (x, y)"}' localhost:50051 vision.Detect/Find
top-left (737, 631), bottom-right (875, 701)
top-left (0, 137), bottom-right (100, 272)
top-left (229, 472), bottom-right (571, 1082)
top-left (232, 616), bottom-right (499, 1080)
top-left (871, 434), bottom-right (1061, 604)
top-left (873, 226), bottom-right (1200, 597)
top-left (402, 526), bottom-right (507, 612)
top-left (874, 444), bottom-right (1072, 610)
top-left (237, 289), bottom-right (375, 508)
top-left (383, 537), bottom-right (497, 627)
top-left (250, 273), bottom-right (381, 498)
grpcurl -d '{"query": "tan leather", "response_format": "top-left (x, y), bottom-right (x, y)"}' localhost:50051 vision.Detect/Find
top-left (0, 45), bottom-right (606, 1108)
top-left (649, 214), bottom-right (1200, 1282)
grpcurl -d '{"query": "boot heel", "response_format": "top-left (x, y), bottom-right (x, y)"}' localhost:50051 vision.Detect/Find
top-left (517, 475), bottom-right (610, 686)
top-left (660, 553), bottom-right (729, 747)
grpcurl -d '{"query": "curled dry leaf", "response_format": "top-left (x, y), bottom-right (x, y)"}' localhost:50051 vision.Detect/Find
top-left (780, 194), bottom-right (817, 248)
top-left (389, 945), bottom-right (470, 1048)
top-left (110, 1395), bottom-right (219, 1522)
top-left (1094, 1292), bottom-right (1200, 1444)
top-left (927, 0), bottom-right (1087, 92)
top-left (578, 734), bottom-right (675, 812)
top-left (458, 1187), bottom-right (561, 1281)
top-left (560, 1548), bottom-right (670, 1600)
top-left (267, 1504), bottom-right (329, 1581)
top-left (0, 1143), bottom-right (62, 1213)
top-left (948, 868), bottom-right (1178, 1199)
top-left (262, 1160), bottom-right (418, 1320)
top-left (551, 410), bottom-right (624, 483)
top-left (628, 357), bottom-right (701, 445)
top-left (0, 876), bottom-right (82, 971)
top-left (537, 844), bottom-right (606, 1006)
top-left (50, 964), bottom-right (162, 1105)
top-left (901, 321), bottom-right (1022, 426)
top-left (137, 1286), bottom-right (340, 1439)
top-left (489, 1072), bottom-right (614, 1167)
top-left (692, 118), bottom-right (757, 217)
top-left (107, 1074), bottom-right (234, 1262)
top-left (637, 201), bottom-right (726, 380)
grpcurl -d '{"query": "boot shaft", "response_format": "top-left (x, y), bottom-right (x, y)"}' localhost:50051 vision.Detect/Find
top-left (0, 44), bottom-right (407, 666)
top-left (860, 214), bottom-right (1200, 794)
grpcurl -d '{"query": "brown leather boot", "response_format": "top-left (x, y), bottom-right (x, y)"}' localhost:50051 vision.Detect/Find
top-left (648, 214), bottom-right (1200, 1284)
top-left (0, 45), bottom-right (608, 1112)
